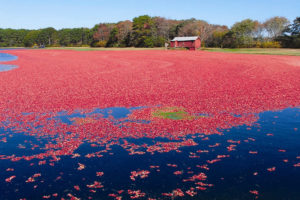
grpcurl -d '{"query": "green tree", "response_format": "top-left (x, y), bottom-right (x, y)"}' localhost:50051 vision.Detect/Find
top-left (131, 15), bottom-right (154, 47)
top-left (210, 30), bottom-right (228, 47)
top-left (222, 31), bottom-right (238, 48)
top-left (289, 17), bottom-right (300, 36)
top-left (106, 27), bottom-right (119, 47)
top-left (37, 27), bottom-right (57, 46)
top-left (58, 29), bottom-right (72, 46)
top-left (0, 29), bottom-right (29, 47)
top-left (277, 17), bottom-right (300, 48)
top-left (24, 30), bottom-right (41, 47)
top-left (264, 17), bottom-right (289, 39)
top-left (228, 19), bottom-right (258, 48)
top-left (168, 20), bottom-right (183, 39)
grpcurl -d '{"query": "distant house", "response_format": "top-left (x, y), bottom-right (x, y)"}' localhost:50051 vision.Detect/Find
top-left (170, 36), bottom-right (201, 50)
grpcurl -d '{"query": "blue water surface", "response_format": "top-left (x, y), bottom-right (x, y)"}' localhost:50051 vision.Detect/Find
top-left (0, 65), bottom-right (18, 72)
top-left (0, 48), bottom-right (26, 51)
top-left (0, 108), bottom-right (299, 200)
top-left (0, 52), bottom-right (18, 72)
top-left (0, 53), bottom-right (17, 62)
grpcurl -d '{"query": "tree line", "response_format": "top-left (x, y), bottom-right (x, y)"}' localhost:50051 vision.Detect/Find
top-left (0, 15), bottom-right (299, 48)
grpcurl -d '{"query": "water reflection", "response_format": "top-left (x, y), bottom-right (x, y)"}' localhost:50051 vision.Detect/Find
top-left (0, 64), bottom-right (18, 72)
top-left (0, 52), bottom-right (18, 72)
top-left (0, 107), bottom-right (299, 199)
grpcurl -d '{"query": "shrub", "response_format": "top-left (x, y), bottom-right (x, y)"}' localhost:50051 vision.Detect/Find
top-left (254, 41), bottom-right (262, 48)
top-left (49, 44), bottom-right (61, 47)
top-left (81, 44), bottom-right (90, 47)
top-left (168, 47), bottom-right (188, 51)
top-left (144, 37), bottom-right (155, 48)
top-left (260, 41), bottom-right (281, 48)
top-left (92, 41), bottom-right (107, 47)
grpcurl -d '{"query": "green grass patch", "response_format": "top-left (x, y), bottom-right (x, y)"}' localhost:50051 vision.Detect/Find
top-left (202, 48), bottom-right (300, 56)
top-left (152, 107), bottom-right (200, 120)
top-left (45, 47), bottom-right (164, 51)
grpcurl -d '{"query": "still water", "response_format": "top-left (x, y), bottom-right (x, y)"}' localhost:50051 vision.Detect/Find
top-left (0, 107), bottom-right (299, 200)
top-left (0, 52), bottom-right (18, 72)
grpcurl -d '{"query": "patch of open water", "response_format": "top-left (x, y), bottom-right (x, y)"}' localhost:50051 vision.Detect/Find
top-left (0, 52), bottom-right (18, 72)
top-left (0, 107), bottom-right (299, 199)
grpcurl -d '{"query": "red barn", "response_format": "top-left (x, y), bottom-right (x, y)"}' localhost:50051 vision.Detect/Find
top-left (170, 36), bottom-right (201, 50)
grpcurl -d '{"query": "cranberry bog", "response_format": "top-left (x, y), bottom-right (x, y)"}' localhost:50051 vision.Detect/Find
top-left (0, 49), bottom-right (300, 200)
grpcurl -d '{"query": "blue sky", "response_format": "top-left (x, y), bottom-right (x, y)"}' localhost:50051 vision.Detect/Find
top-left (0, 0), bottom-right (299, 29)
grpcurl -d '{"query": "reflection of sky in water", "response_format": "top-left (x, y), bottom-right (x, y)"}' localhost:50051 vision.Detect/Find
top-left (0, 48), bottom-right (25, 51)
top-left (0, 52), bottom-right (18, 72)
top-left (0, 108), bottom-right (299, 199)
top-left (0, 64), bottom-right (18, 72)
top-left (0, 52), bottom-right (17, 62)
top-left (56, 106), bottom-right (150, 125)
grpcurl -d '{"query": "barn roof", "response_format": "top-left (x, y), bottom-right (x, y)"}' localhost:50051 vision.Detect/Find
top-left (171, 36), bottom-right (200, 42)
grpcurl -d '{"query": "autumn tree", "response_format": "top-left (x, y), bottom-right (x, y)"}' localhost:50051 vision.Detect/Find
top-left (168, 20), bottom-right (184, 39)
top-left (206, 25), bottom-right (229, 47)
top-left (0, 15), bottom-right (296, 48)
top-left (116, 20), bottom-right (133, 46)
top-left (152, 17), bottom-right (169, 40)
top-left (264, 17), bottom-right (289, 39)
top-left (252, 21), bottom-right (265, 41)
top-left (178, 19), bottom-right (213, 46)
top-left (92, 23), bottom-right (114, 47)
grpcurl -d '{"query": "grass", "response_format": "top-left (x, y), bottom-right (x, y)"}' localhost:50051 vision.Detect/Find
top-left (202, 48), bottom-right (300, 56)
top-left (6, 46), bottom-right (300, 56)
top-left (45, 47), bottom-right (164, 51)
top-left (152, 107), bottom-right (198, 120)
